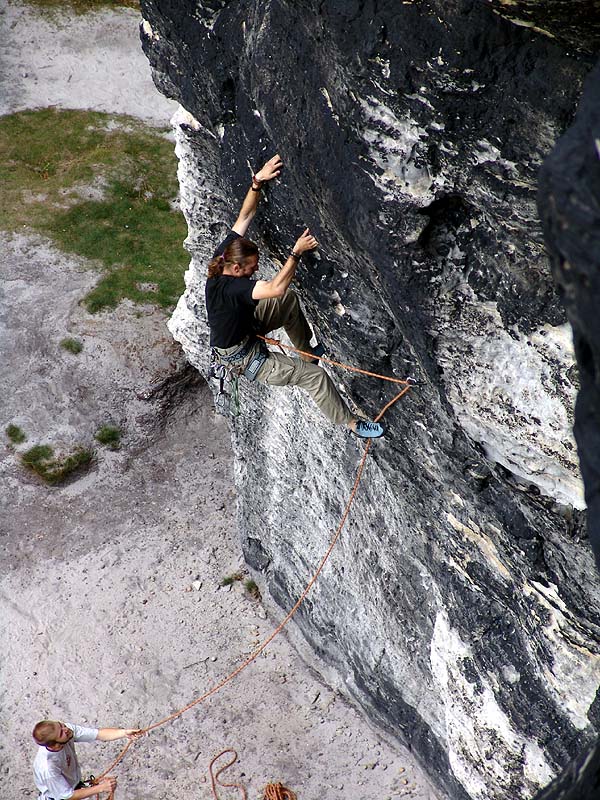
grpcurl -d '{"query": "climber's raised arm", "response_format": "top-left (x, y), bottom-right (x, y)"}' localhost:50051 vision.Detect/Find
top-left (232, 153), bottom-right (283, 237)
top-left (252, 228), bottom-right (318, 300)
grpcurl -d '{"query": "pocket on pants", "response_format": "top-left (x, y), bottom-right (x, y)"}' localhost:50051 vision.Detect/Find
top-left (260, 355), bottom-right (297, 386)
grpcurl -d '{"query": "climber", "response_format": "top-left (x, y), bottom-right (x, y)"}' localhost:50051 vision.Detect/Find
top-left (205, 153), bottom-right (385, 438)
top-left (32, 720), bottom-right (142, 800)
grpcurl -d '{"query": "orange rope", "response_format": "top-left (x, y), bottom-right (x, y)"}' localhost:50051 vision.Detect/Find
top-left (263, 782), bottom-right (297, 800)
top-left (94, 343), bottom-right (413, 783)
top-left (209, 749), bottom-right (247, 800)
top-left (257, 335), bottom-right (412, 386)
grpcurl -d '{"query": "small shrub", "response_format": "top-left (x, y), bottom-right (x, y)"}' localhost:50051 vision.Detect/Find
top-left (221, 571), bottom-right (244, 587)
top-left (95, 425), bottom-right (121, 449)
top-left (21, 444), bottom-right (93, 484)
top-left (6, 424), bottom-right (26, 444)
top-left (60, 337), bottom-right (83, 354)
top-left (244, 579), bottom-right (261, 600)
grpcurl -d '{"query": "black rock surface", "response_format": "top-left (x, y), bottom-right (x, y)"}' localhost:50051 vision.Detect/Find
top-left (534, 60), bottom-right (600, 800)
top-left (140, 2), bottom-right (600, 798)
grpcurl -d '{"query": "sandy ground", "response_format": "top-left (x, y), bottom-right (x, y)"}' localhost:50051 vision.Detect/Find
top-left (0, 4), bottom-right (439, 799)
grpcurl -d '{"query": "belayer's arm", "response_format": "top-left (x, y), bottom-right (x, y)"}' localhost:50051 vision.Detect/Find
top-left (96, 727), bottom-right (142, 742)
top-left (232, 153), bottom-right (283, 237)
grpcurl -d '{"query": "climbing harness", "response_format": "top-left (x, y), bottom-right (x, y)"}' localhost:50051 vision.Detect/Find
top-left (93, 346), bottom-right (414, 792)
top-left (212, 335), bottom-right (267, 379)
top-left (209, 336), bottom-right (270, 416)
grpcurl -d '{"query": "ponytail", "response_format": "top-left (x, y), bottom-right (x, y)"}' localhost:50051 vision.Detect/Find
top-left (207, 237), bottom-right (259, 278)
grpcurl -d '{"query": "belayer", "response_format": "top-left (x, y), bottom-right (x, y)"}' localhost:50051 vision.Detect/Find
top-left (206, 153), bottom-right (384, 439)
top-left (32, 719), bottom-right (141, 799)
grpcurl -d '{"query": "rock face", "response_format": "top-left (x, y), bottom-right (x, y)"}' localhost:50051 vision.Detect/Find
top-left (534, 61), bottom-right (600, 799)
top-left (140, 2), bottom-right (600, 798)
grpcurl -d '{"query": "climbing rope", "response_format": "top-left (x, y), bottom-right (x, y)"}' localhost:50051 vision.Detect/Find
top-left (257, 335), bottom-right (413, 388)
top-left (209, 750), bottom-right (247, 800)
top-left (93, 342), bottom-right (413, 788)
top-left (263, 782), bottom-right (297, 800)
top-left (207, 750), bottom-right (297, 800)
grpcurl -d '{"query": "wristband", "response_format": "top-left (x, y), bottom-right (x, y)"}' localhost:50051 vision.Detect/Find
top-left (251, 175), bottom-right (263, 191)
top-left (290, 251), bottom-right (301, 260)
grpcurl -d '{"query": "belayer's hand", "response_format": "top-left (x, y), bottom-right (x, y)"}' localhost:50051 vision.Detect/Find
top-left (254, 154), bottom-right (283, 183)
top-left (125, 729), bottom-right (144, 740)
top-left (100, 776), bottom-right (117, 792)
top-left (294, 228), bottom-right (319, 255)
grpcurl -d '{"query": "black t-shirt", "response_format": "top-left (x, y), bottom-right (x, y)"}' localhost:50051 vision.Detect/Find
top-left (205, 230), bottom-right (258, 348)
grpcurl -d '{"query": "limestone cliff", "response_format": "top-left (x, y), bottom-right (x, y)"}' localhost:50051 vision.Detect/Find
top-left (140, 2), bottom-right (600, 798)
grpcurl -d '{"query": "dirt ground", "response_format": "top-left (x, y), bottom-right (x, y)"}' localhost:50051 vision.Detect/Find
top-left (0, 4), bottom-right (439, 799)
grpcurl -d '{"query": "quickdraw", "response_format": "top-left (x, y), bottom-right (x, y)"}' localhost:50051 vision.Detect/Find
top-left (208, 354), bottom-right (240, 417)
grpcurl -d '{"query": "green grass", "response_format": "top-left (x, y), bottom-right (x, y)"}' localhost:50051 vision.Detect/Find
top-left (0, 108), bottom-right (188, 312)
top-left (6, 424), bottom-right (26, 444)
top-left (60, 337), bottom-right (83, 354)
top-left (95, 424), bottom-right (121, 449)
top-left (221, 571), bottom-right (244, 587)
top-left (244, 579), bottom-right (261, 600)
top-left (15, 0), bottom-right (139, 12)
top-left (21, 444), bottom-right (94, 485)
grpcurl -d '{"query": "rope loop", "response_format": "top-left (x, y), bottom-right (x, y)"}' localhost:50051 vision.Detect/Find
top-left (209, 749), bottom-right (247, 800)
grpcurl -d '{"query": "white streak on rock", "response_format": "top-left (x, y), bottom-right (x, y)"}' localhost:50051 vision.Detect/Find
top-left (523, 581), bottom-right (600, 729)
top-left (321, 87), bottom-right (340, 123)
top-left (171, 105), bottom-right (201, 131)
top-left (446, 513), bottom-right (511, 581)
top-left (358, 96), bottom-right (443, 202)
top-left (141, 19), bottom-right (159, 40)
top-left (430, 609), bottom-right (556, 799)
top-left (436, 301), bottom-right (583, 508)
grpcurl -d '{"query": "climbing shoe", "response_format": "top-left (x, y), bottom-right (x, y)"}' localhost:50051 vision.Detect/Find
top-left (352, 420), bottom-right (385, 439)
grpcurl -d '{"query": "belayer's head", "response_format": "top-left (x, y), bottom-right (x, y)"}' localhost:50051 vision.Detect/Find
top-left (207, 237), bottom-right (259, 279)
top-left (33, 720), bottom-right (74, 751)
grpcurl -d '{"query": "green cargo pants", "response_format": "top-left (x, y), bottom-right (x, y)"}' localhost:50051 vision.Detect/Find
top-left (254, 290), bottom-right (353, 426)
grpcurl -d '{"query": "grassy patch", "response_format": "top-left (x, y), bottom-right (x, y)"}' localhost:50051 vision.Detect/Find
top-left (95, 425), bottom-right (121, 449)
top-left (221, 571), bottom-right (244, 587)
top-left (16, 0), bottom-right (139, 12)
top-left (0, 108), bottom-right (187, 312)
top-left (21, 444), bottom-right (94, 484)
top-left (244, 579), bottom-right (261, 600)
top-left (6, 424), bottom-right (26, 444)
top-left (60, 337), bottom-right (83, 354)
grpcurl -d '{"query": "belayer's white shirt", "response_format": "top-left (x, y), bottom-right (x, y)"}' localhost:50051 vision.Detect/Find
top-left (33, 723), bottom-right (98, 800)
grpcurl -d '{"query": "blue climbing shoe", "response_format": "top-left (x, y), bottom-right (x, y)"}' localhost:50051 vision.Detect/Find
top-left (352, 420), bottom-right (385, 439)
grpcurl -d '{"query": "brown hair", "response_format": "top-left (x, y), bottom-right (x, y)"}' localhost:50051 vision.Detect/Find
top-left (33, 720), bottom-right (59, 746)
top-left (207, 237), bottom-right (259, 278)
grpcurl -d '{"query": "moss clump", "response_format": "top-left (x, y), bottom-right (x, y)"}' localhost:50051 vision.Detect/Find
top-left (21, 444), bottom-right (94, 484)
top-left (0, 108), bottom-right (187, 312)
top-left (60, 337), bottom-right (83, 354)
top-left (6, 424), bottom-right (26, 444)
top-left (95, 425), bottom-right (121, 449)
top-left (244, 579), bottom-right (261, 600)
top-left (221, 571), bottom-right (244, 587)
